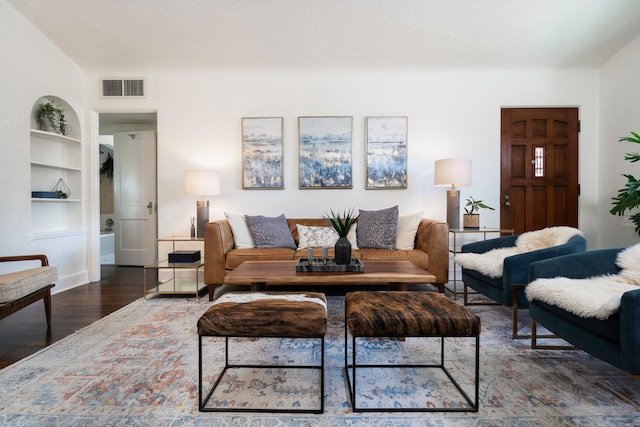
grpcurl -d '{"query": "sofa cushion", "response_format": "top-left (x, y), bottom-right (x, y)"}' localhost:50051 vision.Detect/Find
top-left (396, 211), bottom-right (422, 250)
top-left (224, 212), bottom-right (255, 249)
top-left (357, 205), bottom-right (399, 249)
top-left (296, 224), bottom-right (338, 249)
top-left (359, 248), bottom-right (428, 269)
top-left (245, 214), bottom-right (297, 249)
top-left (532, 300), bottom-right (620, 343)
top-left (225, 248), bottom-right (296, 269)
top-left (462, 267), bottom-right (503, 290)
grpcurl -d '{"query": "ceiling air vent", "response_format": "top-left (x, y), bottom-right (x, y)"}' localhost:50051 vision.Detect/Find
top-left (100, 78), bottom-right (146, 98)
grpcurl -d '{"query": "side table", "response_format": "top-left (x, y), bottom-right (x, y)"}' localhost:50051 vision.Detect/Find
top-left (447, 227), bottom-right (514, 300)
top-left (144, 236), bottom-right (206, 299)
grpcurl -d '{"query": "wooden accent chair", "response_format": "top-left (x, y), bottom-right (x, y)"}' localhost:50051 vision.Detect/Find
top-left (0, 255), bottom-right (57, 326)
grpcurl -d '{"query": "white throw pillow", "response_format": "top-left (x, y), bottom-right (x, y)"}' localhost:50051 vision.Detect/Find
top-left (224, 212), bottom-right (254, 249)
top-left (296, 224), bottom-right (339, 249)
top-left (396, 211), bottom-right (423, 250)
top-left (347, 224), bottom-right (359, 250)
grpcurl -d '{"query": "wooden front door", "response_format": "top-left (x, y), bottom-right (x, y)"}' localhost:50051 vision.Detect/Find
top-left (500, 108), bottom-right (579, 234)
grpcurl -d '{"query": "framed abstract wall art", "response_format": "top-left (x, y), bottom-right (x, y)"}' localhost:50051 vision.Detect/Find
top-left (365, 116), bottom-right (408, 189)
top-left (241, 117), bottom-right (284, 189)
top-left (298, 116), bottom-right (353, 189)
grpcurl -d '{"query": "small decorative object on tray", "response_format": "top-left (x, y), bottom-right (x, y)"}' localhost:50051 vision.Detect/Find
top-left (168, 250), bottom-right (201, 263)
top-left (296, 258), bottom-right (364, 273)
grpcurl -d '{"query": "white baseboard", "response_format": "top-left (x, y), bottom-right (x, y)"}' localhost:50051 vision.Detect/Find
top-left (51, 271), bottom-right (89, 295)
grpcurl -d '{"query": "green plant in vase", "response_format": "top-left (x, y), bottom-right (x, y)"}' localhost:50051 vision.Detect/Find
top-left (323, 208), bottom-right (358, 265)
top-left (463, 196), bottom-right (494, 229)
top-left (610, 131), bottom-right (640, 235)
top-left (36, 100), bottom-right (66, 135)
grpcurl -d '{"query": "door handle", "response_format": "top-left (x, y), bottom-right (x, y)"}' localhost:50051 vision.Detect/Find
top-left (147, 202), bottom-right (153, 214)
top-left (504, 191), bottom-right (511, 208)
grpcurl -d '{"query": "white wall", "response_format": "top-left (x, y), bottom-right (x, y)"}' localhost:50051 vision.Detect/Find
top-left (8, 0), bottom-right (636, 291)
top-left (599, 34), bottom-right (640, 248)
top-left (0, 0), bottom-right (87, 291)
top-left (86, 67), bottom-right (601, 249)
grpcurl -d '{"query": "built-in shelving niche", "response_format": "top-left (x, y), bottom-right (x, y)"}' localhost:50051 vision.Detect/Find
top-left (29, 96), bottom-right (82, 238)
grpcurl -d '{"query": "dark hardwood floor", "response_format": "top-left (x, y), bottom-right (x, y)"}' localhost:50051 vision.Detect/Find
top-left (0, 265), bottom-right (145, 370)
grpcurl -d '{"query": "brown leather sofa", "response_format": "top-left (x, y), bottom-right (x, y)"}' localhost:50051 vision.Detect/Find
top-left (204, 218), bottom-right (449, 300)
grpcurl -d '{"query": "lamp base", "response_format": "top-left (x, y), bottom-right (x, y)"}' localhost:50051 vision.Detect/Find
top-left (196, 200), bottom-right (209, 238)
top-left (446, 189), bottom-right (460, 230)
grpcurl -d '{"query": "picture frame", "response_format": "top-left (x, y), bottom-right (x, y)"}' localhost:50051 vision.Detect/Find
top-left (298, 116), bottom-right (353, 189)
top-left (241, 117), bottom-right (284, 189)
top-left (365, 116), bottom-right (408, 189)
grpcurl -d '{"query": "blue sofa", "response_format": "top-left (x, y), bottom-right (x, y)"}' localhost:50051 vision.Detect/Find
top-left (527, 248), bottom-right (640, 375)
top-left (460, 233), bottom-right (587, 338)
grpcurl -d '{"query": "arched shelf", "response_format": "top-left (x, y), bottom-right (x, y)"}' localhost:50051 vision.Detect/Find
top-left (29, 96), bottom-right (83, 237)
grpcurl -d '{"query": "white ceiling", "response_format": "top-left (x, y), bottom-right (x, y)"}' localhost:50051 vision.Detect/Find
top-left (8, 0), bottom-right (640, 71)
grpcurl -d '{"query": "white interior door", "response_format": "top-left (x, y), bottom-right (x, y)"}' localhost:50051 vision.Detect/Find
top-left (114, 131), bottom-right (157, 266)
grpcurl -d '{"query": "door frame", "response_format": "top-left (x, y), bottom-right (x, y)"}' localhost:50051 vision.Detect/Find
top-left (88, 109), bottom-right (158, 282)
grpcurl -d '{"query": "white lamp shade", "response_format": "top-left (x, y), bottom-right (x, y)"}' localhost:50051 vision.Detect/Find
top-left (184, 170), bottom-right (221, 196)
top-left (434, 158), bottom-right (472, 188)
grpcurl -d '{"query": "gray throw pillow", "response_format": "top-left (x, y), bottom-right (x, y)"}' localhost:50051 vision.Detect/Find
top-left (357, 206), bottom-right (399, 249)
top-left (245, 214), bottom-right (297, 249)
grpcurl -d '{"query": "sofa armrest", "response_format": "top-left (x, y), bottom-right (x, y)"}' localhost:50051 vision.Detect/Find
top-left (415, 218), bottom-right (449, 284)
top-left (204, 220), bottom-right (235, 286)
top-left (528, 248), bottom-right (622, 282)
top-left (620, 288), bottom-right (640, 363)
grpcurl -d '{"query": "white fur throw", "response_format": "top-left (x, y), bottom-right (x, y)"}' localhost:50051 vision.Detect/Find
top-left (526, 275), bottom-right (639, 320)
top-left (526, 242), bottom-right (640, 319)
top-left (454, 226), bottom-right (583, 278)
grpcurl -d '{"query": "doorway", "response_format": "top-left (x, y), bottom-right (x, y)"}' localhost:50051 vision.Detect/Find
top-left (98, 113), bottom-right (158, 266)
top-left (500, 108), bottom-right (579, 234)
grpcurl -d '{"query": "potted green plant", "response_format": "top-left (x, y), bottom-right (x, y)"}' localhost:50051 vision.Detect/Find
top-left (610, 132), bottom-right (640, 235)
top-left (36, 100), bottom-right (66, 135)
top-left (463, 196), bottom-right (495, 229)
top-left (100, 153), bottom-right (114, 181)
top-left (323, 208), bottom-right (358, 265)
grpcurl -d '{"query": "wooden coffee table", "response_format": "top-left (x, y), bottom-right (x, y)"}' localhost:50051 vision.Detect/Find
top-left (220, 260), bottom-right (439, 295)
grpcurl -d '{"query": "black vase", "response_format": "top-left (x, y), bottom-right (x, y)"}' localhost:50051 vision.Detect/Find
top-left (334, 236), bottom-right (352, 265)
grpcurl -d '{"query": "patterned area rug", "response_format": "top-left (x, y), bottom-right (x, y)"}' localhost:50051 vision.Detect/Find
top-left (1, 294), bottom-right (639, 426)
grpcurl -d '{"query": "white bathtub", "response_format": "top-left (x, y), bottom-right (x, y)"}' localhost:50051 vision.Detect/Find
top-left (100, 231), bottom-right (115, 264)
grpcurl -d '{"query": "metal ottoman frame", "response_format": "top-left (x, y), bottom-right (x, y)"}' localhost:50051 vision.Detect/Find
top-left (344, 291), bottom-right (480, 412)
top-left (199, 334), bottom-right (325, 414)
top-left (197, 291), bottom-right (328, 414)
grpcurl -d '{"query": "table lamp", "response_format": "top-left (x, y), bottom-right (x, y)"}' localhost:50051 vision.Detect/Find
top-left (434, 158), bottom-right (471, 230)
top-left (184, 170), bottom-right (220, 238)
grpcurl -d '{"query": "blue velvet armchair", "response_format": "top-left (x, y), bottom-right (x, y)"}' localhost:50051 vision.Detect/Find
top-left (527, 248), bottom-right (640, 375)
top-left (459, 232), bottom-right (587, 338)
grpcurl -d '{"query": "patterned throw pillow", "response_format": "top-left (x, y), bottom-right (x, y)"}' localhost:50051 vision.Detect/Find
top-left (356, 205), bottom-right (399, 249)
top-left (296, 225), bottom-right (339, 249)
top-left (244, 214), bottom-right (297, 249)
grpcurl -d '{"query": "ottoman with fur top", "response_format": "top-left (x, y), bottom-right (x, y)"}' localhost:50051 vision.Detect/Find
top-left (344, 291), bottom-right (480, 412)
top-left (198, 291), bottom-right (327, 413)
